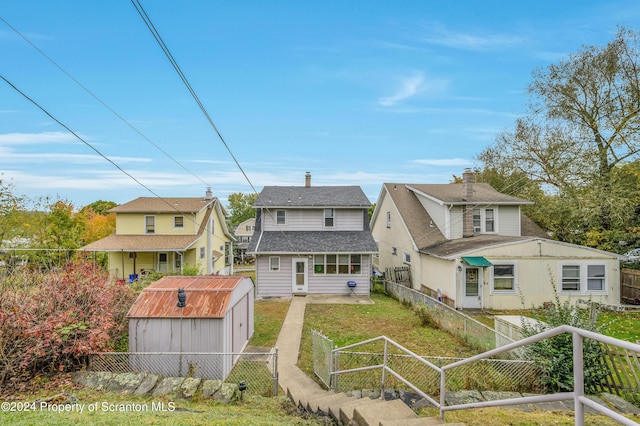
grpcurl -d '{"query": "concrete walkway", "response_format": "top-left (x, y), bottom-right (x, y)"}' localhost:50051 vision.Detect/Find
top-left (274, 295), bottom-right (463, 425)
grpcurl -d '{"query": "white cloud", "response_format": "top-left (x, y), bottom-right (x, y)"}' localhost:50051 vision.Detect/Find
top-left (420, 24), bottom-right (525, 51)
top-left (379, 71), bottom-right (451, 107)
top-left (413, 158), bottom-right (473, 167)
top-left (0, 131), bottom-right (76, 145)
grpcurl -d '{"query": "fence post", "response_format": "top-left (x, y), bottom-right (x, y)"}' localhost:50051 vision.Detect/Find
top-left (273, 347), bottom-right (279, 396)
top-left (573, 332), bottom-right (584, 426)
top-left (380, 338), bottom-right (388, 400)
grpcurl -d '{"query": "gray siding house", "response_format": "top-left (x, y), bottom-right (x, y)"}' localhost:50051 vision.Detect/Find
top-left (248, 172), bottom-right (378, 297)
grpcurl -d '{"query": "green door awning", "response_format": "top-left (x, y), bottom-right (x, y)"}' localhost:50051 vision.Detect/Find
top-left (461, 256), bottom-right (493, 267)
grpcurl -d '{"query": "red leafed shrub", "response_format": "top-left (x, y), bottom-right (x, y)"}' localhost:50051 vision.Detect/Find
top-left (0, 259), bottom-right (136, 388)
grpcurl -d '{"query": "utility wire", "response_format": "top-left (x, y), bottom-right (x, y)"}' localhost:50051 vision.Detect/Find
top-left (131, 0), bottom-right (307, 257)
top-left (0, 74), bottom-right (229, 245)
top-left (0, 15), bottom-right (212, 190)
top-left (130, 0), bottom-right (258, 195)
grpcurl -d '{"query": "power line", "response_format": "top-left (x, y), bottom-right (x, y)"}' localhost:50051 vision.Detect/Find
top-left (0, 15), bottom-right (212, 190)
top-left (0, 74), bottom-right (229, 245)
top-left (130, 0), bottom-right (258, 195)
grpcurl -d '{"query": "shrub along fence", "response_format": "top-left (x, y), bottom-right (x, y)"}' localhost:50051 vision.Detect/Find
top-left (381, 279), bottom-right (515, 353)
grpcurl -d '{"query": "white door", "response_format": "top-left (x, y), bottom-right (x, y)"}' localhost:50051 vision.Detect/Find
top-left (158, 252), bottom-right (168, 272)
top-left (462, 267), bottom-right (482, 309)
top-left (292, 258), bottom-right (308, 294)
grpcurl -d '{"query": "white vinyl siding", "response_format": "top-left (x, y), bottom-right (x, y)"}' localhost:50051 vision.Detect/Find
top-left (263, 208), bottom-right (364, 231)
top-left (256, 255), bottom-right (372, 297)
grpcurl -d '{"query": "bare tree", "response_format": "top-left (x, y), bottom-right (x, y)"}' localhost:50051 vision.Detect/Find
top-left (480, 27), bottom-right (640, 232)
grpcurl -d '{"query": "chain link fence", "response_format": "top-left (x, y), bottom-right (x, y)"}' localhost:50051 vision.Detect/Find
top-left (312, 331), bottom-right (542, 400)
top-left (88, 349), bottom-right (278, 396)
top-left (382, 279), bottom-right (516, 353)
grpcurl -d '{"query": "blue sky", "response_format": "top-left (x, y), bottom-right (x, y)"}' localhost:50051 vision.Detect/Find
top-left (2, 1), bottom-right (640, 209)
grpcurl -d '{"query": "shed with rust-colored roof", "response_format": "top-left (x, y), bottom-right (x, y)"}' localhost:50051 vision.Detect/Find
top-left (126, 275), bottom-right (254, 379)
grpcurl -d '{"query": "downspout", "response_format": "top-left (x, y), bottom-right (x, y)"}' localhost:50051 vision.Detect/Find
top-left (121, 249), bottom-right (125, 280)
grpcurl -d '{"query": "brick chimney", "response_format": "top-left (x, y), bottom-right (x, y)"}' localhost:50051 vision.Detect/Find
top-left (462, 169), bottom-right (475, 238)
top-left (305, 171), bottom-right (311, 188)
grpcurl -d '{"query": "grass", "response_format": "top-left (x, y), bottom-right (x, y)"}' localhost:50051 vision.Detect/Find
top-left (299, 293), bottom-right (477, 377)
top-left (249, 298), bottom-right (290, 347)
top-left (0, 387), bottom-right (324, 426)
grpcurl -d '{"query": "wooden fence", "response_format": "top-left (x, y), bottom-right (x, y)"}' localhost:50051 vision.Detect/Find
top-left (621, 268), bottom-right (640, 305)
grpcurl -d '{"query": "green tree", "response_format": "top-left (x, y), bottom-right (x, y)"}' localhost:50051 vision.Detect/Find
top-left (81, 200), bottom-right (117, 215)
top-left (0, 177), bottom-right (26, 245)
top-left (479, 27), bottom-right (640, 244)
top-left (226, 192), bottom-right (258, 229)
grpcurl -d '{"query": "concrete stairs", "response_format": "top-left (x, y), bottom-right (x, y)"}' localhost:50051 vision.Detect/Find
top-left (283, 369), bottom-right (465, 425)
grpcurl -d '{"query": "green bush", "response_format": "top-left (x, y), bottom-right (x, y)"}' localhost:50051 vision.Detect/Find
top-left (520, 277), bottom-right (609, 393)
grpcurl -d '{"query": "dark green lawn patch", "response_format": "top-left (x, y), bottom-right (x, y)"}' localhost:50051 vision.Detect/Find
top-left (249, 299), bottom-right (290, 347)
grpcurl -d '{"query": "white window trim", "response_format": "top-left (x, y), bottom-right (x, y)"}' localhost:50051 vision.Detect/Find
top-left (174, 215), bottom-right (184, 229)
top-left (558, 262), bottom-right (608, 294)
top-left (200, 247), bottom-right (205, 259)
top-left (324, 208), bottom-right (335, 228)
top-left (472, 207), bottom-right (498, 234)
top-left (145, 215), bottom-right (156, 234)
top-left (490, 262), bottom-right (518, 294)
top-left (269, 256), bottom-right (280, 271)
top-left (276, 210), bottom-right (286, 225)
top-left (403, 252), bottom-right (411, 265)
top-left (386, 211), bottom-right (391, 228)
top-left (312, 253), bottom-right (363, 275)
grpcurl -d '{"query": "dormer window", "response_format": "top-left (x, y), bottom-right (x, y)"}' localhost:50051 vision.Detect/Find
top-left (472, 207), bottom-right (497, 234)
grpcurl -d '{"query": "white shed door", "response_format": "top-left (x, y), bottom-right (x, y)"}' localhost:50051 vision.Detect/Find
top-left (232, 295), bottom-right (248, 353)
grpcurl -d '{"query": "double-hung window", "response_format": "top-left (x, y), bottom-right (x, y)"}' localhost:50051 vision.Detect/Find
top-left (493, 264), bottom-right (515, 292)
top-left (472, 207), bottom-right (496, 234)
top-left (145, 215), bottom-right (155, 234)
top-left (587, 265), bottom-right (605, 291)
top-left (269, 256), bottom-right (280, 271)
top-left (560, 263), bottom-right (606, 293)
top-left (561, 265), bottom-right (581, 291)
top-left (324, 208), bottom-right (334, 227)
top-left (276, 210), bottom-right (286, 225)
top-left (174, 216), bottom-right (184, 229)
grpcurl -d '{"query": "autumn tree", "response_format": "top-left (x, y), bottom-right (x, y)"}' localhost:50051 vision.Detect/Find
top-left (226, 192), bottom-right (258, 229)
top-left (479, 27), bottom-right (640, 247)
top-left (0, 177), bottom-right (26, 245)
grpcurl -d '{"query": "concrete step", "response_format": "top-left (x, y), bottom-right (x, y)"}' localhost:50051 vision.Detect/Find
top-left (307, 391), bottom-right (357, 413)
top-left (336, 397), bottom-right (381, 425)
top-left (286, 386), bottom-right (328, 408)
top-left (353, 398), bottom-right (418, 426)
top-left (382, 417), bottom-right (466, 425)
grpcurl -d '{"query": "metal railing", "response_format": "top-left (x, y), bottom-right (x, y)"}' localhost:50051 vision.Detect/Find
top-left (89, 350), bottom-right (278, 396)
top-left (326, 327), bottom-right (640, 425)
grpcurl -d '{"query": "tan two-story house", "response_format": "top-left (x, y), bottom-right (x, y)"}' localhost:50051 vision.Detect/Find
top-left (82, 189), bottom-right (234, 281)
top-left (370, 170), bottom-right (622, 310)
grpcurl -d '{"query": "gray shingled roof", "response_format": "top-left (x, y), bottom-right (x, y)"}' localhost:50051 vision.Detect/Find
top-left (253, 186), bottom-right (371, 208)
top-left (381, 182), bottom-right (549, 255)
top-left (407, 183), bottom-right (533, 205)
top-left (248, 231), bottom-right (378, 254)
